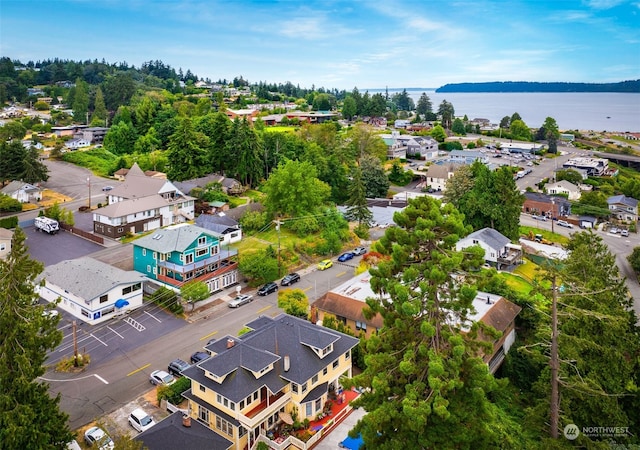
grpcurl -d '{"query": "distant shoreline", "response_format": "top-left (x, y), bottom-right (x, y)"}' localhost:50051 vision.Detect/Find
top-left (435, 80), bottom-right (640, 93)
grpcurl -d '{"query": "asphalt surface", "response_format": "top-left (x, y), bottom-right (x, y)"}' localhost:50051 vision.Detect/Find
top-left (24, 224), bottom-right (104, 267)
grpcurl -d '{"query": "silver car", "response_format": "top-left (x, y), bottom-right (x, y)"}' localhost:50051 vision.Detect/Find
top-left (228, 294), bottom-right (253, 308)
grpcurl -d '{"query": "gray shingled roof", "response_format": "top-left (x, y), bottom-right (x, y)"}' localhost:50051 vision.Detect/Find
top-left (135, 411), bottom-right (232, 450)
top-left (608, 194), bottom-right (638, 207)
top-left (107, 163), bottom-right (170, 199)
top-left (133, 225), bottom-right (219, 253)
top-left (183, 314), bottom-right (358, 403)
top-left (464, 227), bottom-right (510, 251)
top-left (39, 257), bottom-right (145, 300)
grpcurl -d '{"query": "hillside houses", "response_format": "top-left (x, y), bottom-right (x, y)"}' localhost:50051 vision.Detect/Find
top-left (93, 163), bottom-right (195, 239)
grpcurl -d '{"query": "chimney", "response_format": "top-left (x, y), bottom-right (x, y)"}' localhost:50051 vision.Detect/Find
top-left (182, 415), bottom-right (191, 428)
top-left (486, 296), bottom-right (492, 305)
top-left (284, 355), bottom-right (290, 372)
top-left (227, 338), bottom-right (235, 348)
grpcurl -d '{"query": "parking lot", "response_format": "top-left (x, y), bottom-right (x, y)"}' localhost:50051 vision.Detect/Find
top-left (24, 224), bottom-right (104, 267)
top-left (46, 301), bottom-right (187, 369)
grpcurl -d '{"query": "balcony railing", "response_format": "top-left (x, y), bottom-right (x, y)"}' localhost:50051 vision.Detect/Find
top-left (239, 391), bottom-right (290, 430)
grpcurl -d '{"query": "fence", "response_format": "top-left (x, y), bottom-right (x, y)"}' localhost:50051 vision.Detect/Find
top-left (59, 223), bottom-right (104, 245)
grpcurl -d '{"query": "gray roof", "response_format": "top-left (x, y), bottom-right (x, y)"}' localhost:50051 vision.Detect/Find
top-left (607, 194), bottom-right (638, 207)
top-left (135, 411), bottom-right (232, 450)
top-left (195, 214), bottom-right (239, 231)
top-left (464, 227), bottom-right (510, 251)
top-left (183, 314), bottom-right (359, 403)
top-left (133, 225), bottom-right (219, 253)
top-left (1, 180), bottom-right (39, 195)
top-left (94, 195), bottom-right (172, 218)
top-left (524, 192), bottom-right (571, 207)
top-left (108, 163), bottom-right (184, 199)
top-left (39, 257), bottom-right (145, 300)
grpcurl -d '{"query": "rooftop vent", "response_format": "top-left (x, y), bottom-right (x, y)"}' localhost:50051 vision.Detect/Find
top-left (284, 355), bottom-right (290, 372)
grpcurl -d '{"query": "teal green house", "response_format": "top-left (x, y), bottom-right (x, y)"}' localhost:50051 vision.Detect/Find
top-left (133, 224), bottom-right (238, 293)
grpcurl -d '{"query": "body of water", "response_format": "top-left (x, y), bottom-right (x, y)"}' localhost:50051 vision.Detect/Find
top-left (369, 90), bottom-right (640, 133)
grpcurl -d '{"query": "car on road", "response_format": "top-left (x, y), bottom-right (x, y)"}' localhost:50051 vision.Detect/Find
top-left (84, 426), bottom-right (114, 449)
top-left (281, 272), bottom-right (301, 286)
top-left (149, 369), bottom-right (176, 386)
top-left (167, 358), bottom-right (190, 377)
top-left (531, 214), bottom-right (547, 221)
top-left (102, 186), bottom-right (114, 192)
top-left (557, 220), bottom-right (574, 229)
top-left (128, 408), bottom-right (156, 433)
top-left (337, 252), bottom-right (355, 262)
top-left (190, 351), bottom-right (210, 365)
top-left (228, 294), bottom-right (253, 308)
top-left (318, 259), bottom-right (333, 270)
top-left (352, 246), bottom-right (366, 256)
top-left (257, 282), bottom-right (278, 296)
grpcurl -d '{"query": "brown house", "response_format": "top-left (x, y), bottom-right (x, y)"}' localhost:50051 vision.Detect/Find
top-left (522, 192), bottom-right (571, 218)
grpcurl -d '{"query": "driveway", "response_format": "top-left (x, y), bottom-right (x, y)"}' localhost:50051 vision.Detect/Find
top-left (24, 225), bottom-right (103, 266)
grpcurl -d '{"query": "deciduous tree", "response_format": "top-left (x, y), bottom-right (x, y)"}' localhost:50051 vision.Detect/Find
top-left (277, 289), bottom-right (308, 318)
top-left (359, 154), bottom-right (389, 198)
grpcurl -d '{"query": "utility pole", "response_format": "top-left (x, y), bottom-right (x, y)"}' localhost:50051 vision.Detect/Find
top-left (72, 321), bottom-right (79, 367)
top-left (87, 177), bottom-right (91, 209)
top-left (550, 275), bottom-right (559, 438)
top-left (274, 220), bottom-right (283, 277)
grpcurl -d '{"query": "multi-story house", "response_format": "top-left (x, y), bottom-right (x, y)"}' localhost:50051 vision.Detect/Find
top-left (179, 314), bottom-right (359, 450)
top-left (607, 194), bottom-right (638, 222)
top-left (0, 228), bottom-right (13, 260)
top-left (545, 180), bottom-right (581, 201)
top-left (133, 224), bottom-right (238, 293)
top-left (93, 163), bottom-right (195, 239)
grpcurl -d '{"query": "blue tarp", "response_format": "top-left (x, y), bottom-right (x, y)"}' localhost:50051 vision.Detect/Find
top-left (114, 299), bottom-right (129, 308)
top-left (339, 434), bottom-right (363, 450)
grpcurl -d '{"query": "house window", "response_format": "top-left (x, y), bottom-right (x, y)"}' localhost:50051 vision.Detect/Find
top-left (198, 236), bottom-right (206, 246)
top-left (199, 384), bottom-right (206, 392)
top-left (99, 294), bottom-right (108, 304)
top-left (81, 309), bottom-right (89, 317)
top-left (102, 306), bottom-right (114, 316)
top-left (246, 395), bottom-right (251, 405)
top-left (122, 286), bottom-right (132, 295)
top-left (312, 374), bottom-right (318, 384)
top-left (132, 283), bottom-right (141, 291)
top-left (153, 252), bottom-right (157, 259)
top-left (333, 360), bottom-right (339, 369)
top-left (292, 383), bottom-right (298, 394)
top-left (301, 382), bottom-right (308, 394)
top-left (196, 248), bottom-right (208, 257)
top-left (160, 253), bottom-right (166, 261)
top-left (216, 394), bottom-right (222, 404)
top-left (239, 426), bottom-right (247, 438)
top-left (240, 400), bottom-right (245, 409)
top-left (142, 249), bottom-right (146, 256)
top-left (210, 245), bottom-right (219, 255)
top-left (315, 398), bottom-right (322, 412)
top-left (253, 392), bottom-right (258, 401)
top-left (185, 253), bottom-right (193, 264)
top-left (356, 321), bottom-right (367, 331)
top-left (216, 417), bottom-right (233, 437)
top-left (323, 367), bottom-right (328, 376)
top-left (146, 265), bottom-right (151, 273)
top-left (117, 227), bottom-right (123, 233)
top-left (345, 350), bottom-right (351, 360)
top-left (198, 406), bottom-right (209, 423)
top-left (306, 403), bottom-right (312, 416)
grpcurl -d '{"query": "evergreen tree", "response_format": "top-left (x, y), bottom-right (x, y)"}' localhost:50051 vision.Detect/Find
top-left (344, 166), bottom-right (373, 226)
top-left (0, 228), bottom-right (73, 449)
top-left (360, 154), bottom-right (389, 198)
top-left (225, 118), bottom-right (263, 187)
top-left (416, 92), bottom-right (433, 116)
top-left (543, 116), bottom-right (560, 154)
top-left (166, 116), bottom-right (210, 181)
top-left (346, 196), bottom-right (517, 449)
top-left (437, 100), bottom-right (455, 129)
top-left (92, 86), bottom-right (107, 124)
top-left (72, 77), bottom-right (89, 124)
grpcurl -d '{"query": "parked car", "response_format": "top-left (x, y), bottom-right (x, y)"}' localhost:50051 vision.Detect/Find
top-left (317, 259), bottom-right (333, 270)
top-left (167, 358), bottom-right (190, 377)
top-left (84, 426), bottom-right (114, 450)
top-left (228, 294), bottom-right (253, 308)
top-left (621, 229), bottom-right (629, 237)
top-left (281, 273), bottom-right (301, 286)
top-left (610, 227), bottom-right (619, 234)
top-left (557, 220), bottom-right (574, 229)
top-left (531, 214), bottom-right (547, 222)
top-left (337, 252), bottom-right (355, 262)
top-left (102, 186), bottom-right (114, 192)
top-left (128, 408), bottom-right (156, 433)
top-left (149, 369), bottom-right (176, 386)
top-left (352, 246), bottom-right (366, 256)
top-left (66, 440), bottom-right (82, 450)
top-left (257, 282), bottom-right (278, 296)
top-left (190, 351), bottom-right (210, 365)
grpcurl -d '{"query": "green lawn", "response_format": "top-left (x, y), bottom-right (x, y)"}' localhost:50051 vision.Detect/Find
top-left (498, 272), bottom-right (534, 294)
top-left (519, 226), bottom-right (570, 245)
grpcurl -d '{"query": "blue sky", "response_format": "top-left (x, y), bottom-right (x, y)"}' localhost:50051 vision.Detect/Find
top-left (1, 0), bottom-right (638, 90)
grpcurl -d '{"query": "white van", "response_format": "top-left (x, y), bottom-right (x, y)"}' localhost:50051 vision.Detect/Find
top-left (128, 408), bottom-right (156, 433)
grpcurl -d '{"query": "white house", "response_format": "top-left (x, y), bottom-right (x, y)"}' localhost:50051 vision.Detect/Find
top-left (0, 228), bottom-right (13, 260)
top-left (0, 180), bottom-right (41, 203)
top-left (194, 213), bottom-right (242, 245)
top-left (93, 163), bottom-right (195, 239)
top-left (422, 164), bottom-right (457, 191)
top-left (37, 257), bottom-right (146, 325)
top-left (456, 227), bottom-right (522, 269)
top-left (545, 180), bottom-right (581, 201)
top-left (64, 138), bottom-right (91, 149)
top-left (607, 195), bottom-right (638, 222)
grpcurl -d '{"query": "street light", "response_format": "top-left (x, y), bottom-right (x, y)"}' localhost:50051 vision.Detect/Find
top-left (550, 197), bottom-right (555, 234)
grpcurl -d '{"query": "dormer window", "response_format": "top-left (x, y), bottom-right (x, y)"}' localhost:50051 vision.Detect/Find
top-left (198, 236), bottom-right (206, 246)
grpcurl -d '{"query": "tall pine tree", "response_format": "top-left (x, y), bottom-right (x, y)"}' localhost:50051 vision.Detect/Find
top-left (0, 228), bottom-right (73, 448)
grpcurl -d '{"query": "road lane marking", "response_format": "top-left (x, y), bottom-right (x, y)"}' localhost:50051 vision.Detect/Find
top-left (90, 333), bottom-right (108, 347)
top-left (302, 286), bottom-right (312, 292)
top-left (107, 327), bottom-right (124, 339)
top-left (144, 311), bottom-right (162, 323)
top-left (200, 331), bottom-right (218, 341)
top-left (336, 271), bottom-right (347, 277)
top-left (127, 363), bottom-right (150, 377)
top-left (94, 374), bottom-right (109, 385)
top-left (257, 305), bottom-right (271, 314)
